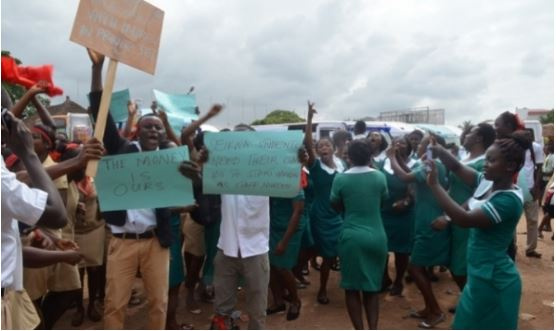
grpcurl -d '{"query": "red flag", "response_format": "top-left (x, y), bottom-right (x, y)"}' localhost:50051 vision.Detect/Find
top-left (1, 56), bottom-right (63, 96)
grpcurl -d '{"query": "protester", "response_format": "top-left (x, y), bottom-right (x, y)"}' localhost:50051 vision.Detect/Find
top-left (539, 140), bottom-right (554, 237)
top-left (407, 130), bottom-right (424, 160)
top-left (426, 131), bottom-right (530, 329)
top-left (304, 101), bottom-right (343, 305)
top-left (267, 189), bottom-right (305, 321)
top-left (330, 140), bottom-right (388, 329)
top-left (1, 109), bottom-right (69, 329)
top-left (352, 120), bottom-right (367, 140)
top-left (86, 48), bottom-right (172, 330)
top-left (379, 136), bottom-right (416, 296)
top-left (388, 133), bottom-right (450, 328)
top-left (441, 123), bottom-right (495, 298)
top-left (367, 131), bottom-right (388, 166)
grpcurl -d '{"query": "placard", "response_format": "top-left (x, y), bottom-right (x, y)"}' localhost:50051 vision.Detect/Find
top-left (153, 89), bottom-right (198, 121)
top-left (203, 131), bottom-right (303, 197)
top-left (96, 146), bottom-right (193, 211)
top-left (70, 0), bottom-right (164, 74)
top-left (109, 88), bottom-right (131, 122)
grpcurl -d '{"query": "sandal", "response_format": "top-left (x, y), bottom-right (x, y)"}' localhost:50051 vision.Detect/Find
top-left (418, 313), bottom-right (445, 329)
top-left (266, 304), bottom-right (286, 315)
top-left (409, 309), bottom-right (427, 319)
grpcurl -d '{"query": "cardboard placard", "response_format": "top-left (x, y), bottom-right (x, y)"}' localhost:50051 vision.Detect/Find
top-left (95, 146), bottom-right (193, 211)
top-left (70, 0), bottom-right (164, 74)
top-left (203, 131), bottom-right (303, 198)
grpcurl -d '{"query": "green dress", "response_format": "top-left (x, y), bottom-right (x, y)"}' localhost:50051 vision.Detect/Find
top-left (448, 156), bottom-right (485, 276)
top-left (410, 160), bottom-right (451, 266)
top-left (269, 191), bottom-right (305, 269)
top-left (309, 159), bottom-right (343, 258)
top-left (453, 174), bottom-right (523, 330)
top-left (380, 158), bottom-right (416, 254)
top-left (330, 167), bottom-right (388, 292)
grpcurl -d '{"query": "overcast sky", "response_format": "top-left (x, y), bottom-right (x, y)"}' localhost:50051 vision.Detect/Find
top-left (1, 0), bottom-right (554, 128)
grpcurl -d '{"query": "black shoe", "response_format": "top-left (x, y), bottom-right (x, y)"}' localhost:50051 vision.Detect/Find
top-left (526, 251), bottom-right (542, 258)
top-left (286, 301), bottom-right (301, 321)
top-left (87, 304), bottom-right (102, 322)
top-left (71, 307), bottom-right (84, 327)
top-left (266, 304), bottom-right (286, 315)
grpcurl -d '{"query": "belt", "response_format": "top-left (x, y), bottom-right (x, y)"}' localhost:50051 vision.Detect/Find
top-left (113, 229), bottom-right (156, 240)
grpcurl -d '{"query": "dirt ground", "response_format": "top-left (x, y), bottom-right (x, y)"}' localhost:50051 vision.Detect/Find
top-left (55, 214), bottom-right (554, 330)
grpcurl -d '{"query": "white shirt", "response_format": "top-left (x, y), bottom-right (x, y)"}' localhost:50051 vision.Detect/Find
top-left (519, 142), bottom-right (544, 190)
top-left (218, 194), bottom-right (270, 258)
top-left (352, 133), bottom-right (367, 140)
top-left (1, 159), bottom-right (48, 290)
top-left (110, 141), bottom-right (157, 234)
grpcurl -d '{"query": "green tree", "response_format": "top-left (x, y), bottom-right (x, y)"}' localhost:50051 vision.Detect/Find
top-left (540, 109), bottom-right (554, 124)
top-left (1, 50), bottom-right (50, 118)
top-left (251, 110), bottom-right (305, 125)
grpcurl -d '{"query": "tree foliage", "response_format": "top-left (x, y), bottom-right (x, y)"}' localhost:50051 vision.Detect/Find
top-left (1, 50), bottom-right (50, 118)
top-left (251, 110), bottom-right (305, 125)
top-left (458, 120), bottom-right (473, 133)
top-left (540, 109), bottom-right (554, 125)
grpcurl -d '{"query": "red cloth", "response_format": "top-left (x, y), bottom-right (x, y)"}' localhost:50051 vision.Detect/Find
top-left (1, 56), bottom-right (63, 96)
top-left (300, 169), bottom-right (308, 189)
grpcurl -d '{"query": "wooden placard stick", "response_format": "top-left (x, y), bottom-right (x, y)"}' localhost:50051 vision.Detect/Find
top-left (85, 58), bottom-right (118, 177)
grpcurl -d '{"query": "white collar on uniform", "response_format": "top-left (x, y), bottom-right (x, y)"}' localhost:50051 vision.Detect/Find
top-left (345, 166), bottom-right (375, 174)
top-left (382, 157), bottom-right (417, 175)
top-left (462, 154), bottom-right (485, 165)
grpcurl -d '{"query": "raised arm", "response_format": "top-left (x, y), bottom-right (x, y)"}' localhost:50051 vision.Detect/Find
top-left (4, 113), bottom-right (67, 229)
top-left (16, 138), bottom-right (104, 184)
top-left (31, 95), bottom-right (56, 129)
top-left (86, 48), bottom-right (127, 155)
top-left (180, 104), bottom-right (223, 146)
top-left (121, 100), bottom-right (138, 139)
top-left (387, 147), bottom-right (416, 183)
top-left (158, 109), bottom-right (181, 146)
top-left (10, 81), bottom-right (49, 119)
top-left (430, 143), bottom-right (477, 187)
top-left (426, 161), bottom-right (492, 228)
top-left (304, 101), bottom-right (317, 167)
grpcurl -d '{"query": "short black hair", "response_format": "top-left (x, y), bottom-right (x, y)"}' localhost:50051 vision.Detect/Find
top-left (348, 140), bottom-right (372, 166)
top-left (477, 122), bottom-right (496, 149)
top-left (354, 120), bottom-right (367, 135)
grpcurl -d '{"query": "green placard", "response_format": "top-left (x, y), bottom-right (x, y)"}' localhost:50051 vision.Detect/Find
top-left (203, 131), bottom-right (303, 197)
top-left (109, 89), bottom-right (131, 123)
top-left (96, 146), bottom-right (193, 211)
top-left (153, 89), bottom-right (198, 121)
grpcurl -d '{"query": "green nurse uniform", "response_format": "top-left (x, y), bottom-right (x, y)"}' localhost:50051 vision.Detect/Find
top-left (269, 191), bottom-right (305, 269)
top-left (410, 160), bottom-right (451, 266)
top-left (453, 174), bottom-right (523, 330)
top-left (330, 167), bottom-right (388, 292)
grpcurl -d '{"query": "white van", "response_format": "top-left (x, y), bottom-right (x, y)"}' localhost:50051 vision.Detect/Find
top-left (253, 121), bottom-right (348, 141)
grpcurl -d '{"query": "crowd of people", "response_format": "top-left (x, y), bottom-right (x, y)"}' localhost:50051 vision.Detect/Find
top-left (1, 46), bottom-right (554, 330)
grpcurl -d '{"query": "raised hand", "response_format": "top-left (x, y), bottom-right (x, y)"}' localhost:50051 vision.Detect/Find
top-left (127, 100), bottom-right (138, 117)
top-left (207, 104), bottom-right (223, 117)
top-left (87, 48), bottom-right (105, 66)
top-left (307, 100), bottom-right (317, 118)
top-left (5, 112), bottom-right (34, 157)
top-left (28, 81), bottom-right (50, 95)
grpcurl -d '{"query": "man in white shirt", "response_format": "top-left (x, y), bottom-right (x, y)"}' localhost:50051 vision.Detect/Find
top-left (518, 130), bottom-right (545, 258)
top-left (1, 111), bottom-right (67, 329)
